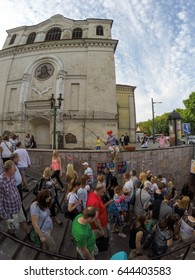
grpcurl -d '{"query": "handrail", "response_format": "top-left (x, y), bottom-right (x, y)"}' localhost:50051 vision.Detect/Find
top-left (0, 228), bottom-right (79, 260)
top-left (151, 239), bottom-right (195, 260)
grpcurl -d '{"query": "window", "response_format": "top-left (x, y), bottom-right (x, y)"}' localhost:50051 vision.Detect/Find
top-left (9, 34), bottom-right (17, 45)
top-left (45, 27), bottom-right (61, 41)
top-left (96, 25), bottom-right (104, 36)
top-left (72, 28), bottom-right (82, 39)
top-left (26, 32), bottom-right (36, 44)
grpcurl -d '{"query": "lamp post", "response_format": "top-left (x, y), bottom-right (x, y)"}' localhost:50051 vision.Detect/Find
top-left (49, 93), bottom-right (64, 149)
top-left (151, 98), bottom-right (162, 144)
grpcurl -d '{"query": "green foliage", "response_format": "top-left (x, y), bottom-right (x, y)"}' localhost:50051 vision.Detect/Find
top-left (136, 92), bottom-right (195, 135)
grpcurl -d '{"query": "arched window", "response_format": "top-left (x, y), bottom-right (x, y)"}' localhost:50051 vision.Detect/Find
top-left (96, 25), bottom-right (104, 36)
top-left (45, 27), bottom-right (61, 41)
top-left (26, 32), bottom-right (36, 44)
top-left (72, 28), bottom-right (82, 39)
top-left (9, 34), bottom-right (17, 45)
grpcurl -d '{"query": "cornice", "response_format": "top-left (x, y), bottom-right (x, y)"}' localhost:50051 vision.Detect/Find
top-left (0, 38), bottom-right (118, 58)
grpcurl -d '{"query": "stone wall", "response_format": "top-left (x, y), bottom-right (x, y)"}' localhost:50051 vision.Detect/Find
top-left (27, 145), bottom-right (195, 193)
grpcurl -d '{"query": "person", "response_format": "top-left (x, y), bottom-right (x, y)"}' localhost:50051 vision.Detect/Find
top-left (148, 215), bottom-right (175, 259)
top-left (15, 142), bottom-right (31, 192)
top-left (77, 176), bottom-right (88, 209)
top-left (96, 137), bottom-right (101, 150)
top-left (51, 150), bottom-right (64, 191)
top-left (138, 171), bottom-right (147, 189)
top-left (179, 208), bottom-right (195, 242)
top-left (25, 133), bottom-right (31, 148)
top-left (174, 196), bottom-right (190, 218)
top-left (82, 162), bottom-right (94, 190)
top-left (180, 183), bottom-right (194, 201)
top-left (104, 167), bottom-right (118, 199)
top-left (104, 130), bottom-right (119, 162)
top-left (129, 215), bottom-right (148, 259)
top-left (141, 133), bottom-right (149, 148)
top-left (9, 133), bottom-right (18, 151)
top-left (122, 172), bottom-right (134, 205)
top-left (158, 192), bottom-right (173, 220)
top-left (130, 170), bottom-right (140, 189)
top-left (119, 134), bottom-right (124, 146)
top-left (10, 153), bottom-right (28, 221)
top-left (72, 207), bottom-right (99, 260)
top-left (30, 135), bottom-right (36, 148)
top-left (65, 179), bottom-right (82, 221)
top-left (35, 167), bottom-right (62, 225)
top-left (30, 189), bottom-right (56, 252)
top-left (0, 135), bottom-right (13, 163)
top-left (37, 65), bottom-right (51, 79)
top-left (134, 180), bottom-right (151, 217)
top-left (86, 183), bottom-right (109, 237)
top-left (157, 133), bottom-right (168, 148)
top-left (0, 160), bottom-right (29, 237)
top-left (124, 132), bottom-right (129, 146)
top-left (65, 163), bottom-right (78, 185)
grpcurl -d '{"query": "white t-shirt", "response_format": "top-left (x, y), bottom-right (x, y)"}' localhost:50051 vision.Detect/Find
top-left (0, 141), bottom-right (12, 158)
top-left (15, 148), bottom-right (31, 168)
top-left (123, 179), bottom-right (134, 199)
top-left (67, 192), bottom-right (82, 212)
top-left (77, 188), bottom-right (88, 208)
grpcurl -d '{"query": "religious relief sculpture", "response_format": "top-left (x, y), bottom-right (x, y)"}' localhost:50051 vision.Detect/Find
top-left (35, 63), bottom-right (54, 80)
top-left (32, 85), bottom-right (52, 97)
top-left (65, 133), bottom-right (77, 144)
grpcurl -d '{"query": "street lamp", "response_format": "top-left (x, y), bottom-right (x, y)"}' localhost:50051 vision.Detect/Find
top-left (151, 98), bottom-right (162, 144)
top-left (49, 93), bottom-right (64, 149)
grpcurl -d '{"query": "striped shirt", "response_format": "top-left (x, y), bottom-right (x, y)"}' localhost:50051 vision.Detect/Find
top-left (0, 173), bottom-right (21, 219)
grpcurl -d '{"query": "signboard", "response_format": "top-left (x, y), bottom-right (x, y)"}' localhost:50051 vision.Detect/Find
top-left (183, 123), bottom-right (191, 134)
top-left (191, 160), bottom-right (195, 174)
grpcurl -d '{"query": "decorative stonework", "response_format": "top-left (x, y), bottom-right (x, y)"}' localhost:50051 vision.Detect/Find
top-left (65, 133), bottom-right (77, 144)
top-left (35, 63), bottom-right (54, 80)
top-left (32, 85), bottom-right (52, 97)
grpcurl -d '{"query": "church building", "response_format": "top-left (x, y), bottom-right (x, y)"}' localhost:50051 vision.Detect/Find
top-left (0, 14), bottom-right (136, 148)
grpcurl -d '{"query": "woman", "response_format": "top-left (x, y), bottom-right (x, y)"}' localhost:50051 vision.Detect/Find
top-left (65, 163), bottom-right (78, 184)
top-left (134, 180), bottom-right (151, 218)
top-left (154, 181), bottom-right (164, 201)
top-left (179, 208), bottom-right (195, 242)
top-left (174, 196), bottom-right (190, 218)
top-left (30, 189), bottom-right (56, 252)
top-left (167, 181), bottom-right (178, 202)
top-left (129, 215), bottom-right (147, 259)
top-left (30, 135), bottom-right (36, 148)
top-left (0, 135), bottom-right (12, 163)
top-left (35, 167), bottom-right (62, 225)
top-left (64, 179), bottom-right (82, 221)
top-left (148, 215), bottom-right (176, 259)
top-left (138, 172), bottom-right (147, 189)
top-left (51, 150), bottom-right (64, 190)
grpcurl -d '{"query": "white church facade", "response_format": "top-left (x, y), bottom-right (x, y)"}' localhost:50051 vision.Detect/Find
top-left (0, 14), bottom-right (136, 148)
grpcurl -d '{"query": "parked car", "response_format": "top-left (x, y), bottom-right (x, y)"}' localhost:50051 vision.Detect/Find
top-left (188, 135), bottom-right (195, 144)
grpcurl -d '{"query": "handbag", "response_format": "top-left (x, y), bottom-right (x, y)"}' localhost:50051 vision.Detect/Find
top-left (63, 193), bottom-right (80, 220)
top-left (30, 217), bottom-right (46, 247)
top-left (96, 236), bottom-right (109, 252)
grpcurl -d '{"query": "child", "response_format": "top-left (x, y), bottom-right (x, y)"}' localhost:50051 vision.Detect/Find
top-left (112, 186), bottom-right (127, 238)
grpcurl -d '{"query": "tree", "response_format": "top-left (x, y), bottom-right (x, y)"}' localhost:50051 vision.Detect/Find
top-left (183, 92), bottom-right (195, 134)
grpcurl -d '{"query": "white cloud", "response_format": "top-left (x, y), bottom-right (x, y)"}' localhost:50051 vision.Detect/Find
top-left (0, 0), bottom-right (194, 122)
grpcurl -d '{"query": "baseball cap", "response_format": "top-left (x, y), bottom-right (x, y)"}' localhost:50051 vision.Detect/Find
top-left (82, 162), bottom-right (89, 166)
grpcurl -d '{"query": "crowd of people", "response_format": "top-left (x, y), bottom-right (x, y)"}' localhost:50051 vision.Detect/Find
top-left (0, 138), bottom-right (194, 260)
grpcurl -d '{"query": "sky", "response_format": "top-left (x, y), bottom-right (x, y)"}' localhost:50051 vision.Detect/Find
top-left (0, 0), bottom-right (194, 122)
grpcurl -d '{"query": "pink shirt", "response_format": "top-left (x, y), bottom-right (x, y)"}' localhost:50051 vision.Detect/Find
top-left (52, 159), bottom-right (60, 171)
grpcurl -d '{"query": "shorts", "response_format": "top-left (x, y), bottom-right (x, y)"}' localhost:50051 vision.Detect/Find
top-left (6, 208), bottom-right (26, 230)
top-left (18, 167), bottom-right (27, 180)
top-left (108, 146), bottom-right (119, 154)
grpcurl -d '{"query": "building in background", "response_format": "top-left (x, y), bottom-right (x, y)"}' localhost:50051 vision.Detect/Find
top-left (0, 14), bottom-right (136, 148)
top-left (116, 85), bottom-right (136, 143)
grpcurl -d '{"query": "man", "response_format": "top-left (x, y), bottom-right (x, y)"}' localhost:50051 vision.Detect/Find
top-left (104, 167), bottom-right (117, 198)
top-left (16, 142), bottom-right (31, 192)
top-left (72, 207), bottom-right (98, 260)
top-left (158, 192), bottom-right (173, 220)
top-left (0, 160), bottom-right (29, 237)
top-left (10, 153), bottom-right (28, 220)
top-left (82, 162), bottom-right (94, 190)
top-left (105, 130), bottom-right (119, 162)
top-left (86, 183), bottom-right (108, 237)
top-left (124, 132), bottom-right (129, 146)
top-left (123, 172), bottom-right (134, 203)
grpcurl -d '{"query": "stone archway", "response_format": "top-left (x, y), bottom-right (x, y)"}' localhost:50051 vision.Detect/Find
top-left (29, 117), bottom-right (50, 149)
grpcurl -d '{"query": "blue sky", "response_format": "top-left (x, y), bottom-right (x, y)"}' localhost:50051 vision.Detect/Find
top-left (0, 0), bottom-right (194, 122)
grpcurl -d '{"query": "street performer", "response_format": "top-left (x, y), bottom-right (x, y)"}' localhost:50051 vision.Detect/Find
top-left (104, 130), bottom-right (119, 162)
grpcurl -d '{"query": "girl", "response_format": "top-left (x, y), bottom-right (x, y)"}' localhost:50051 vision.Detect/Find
top-left (51, 150), bottom-right (64, 191)
top-left (65, 163), bottom-right (78, 185)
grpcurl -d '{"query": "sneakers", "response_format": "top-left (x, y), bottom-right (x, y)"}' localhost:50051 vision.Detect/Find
top-left (118, 233), bottom-right (127, 238)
